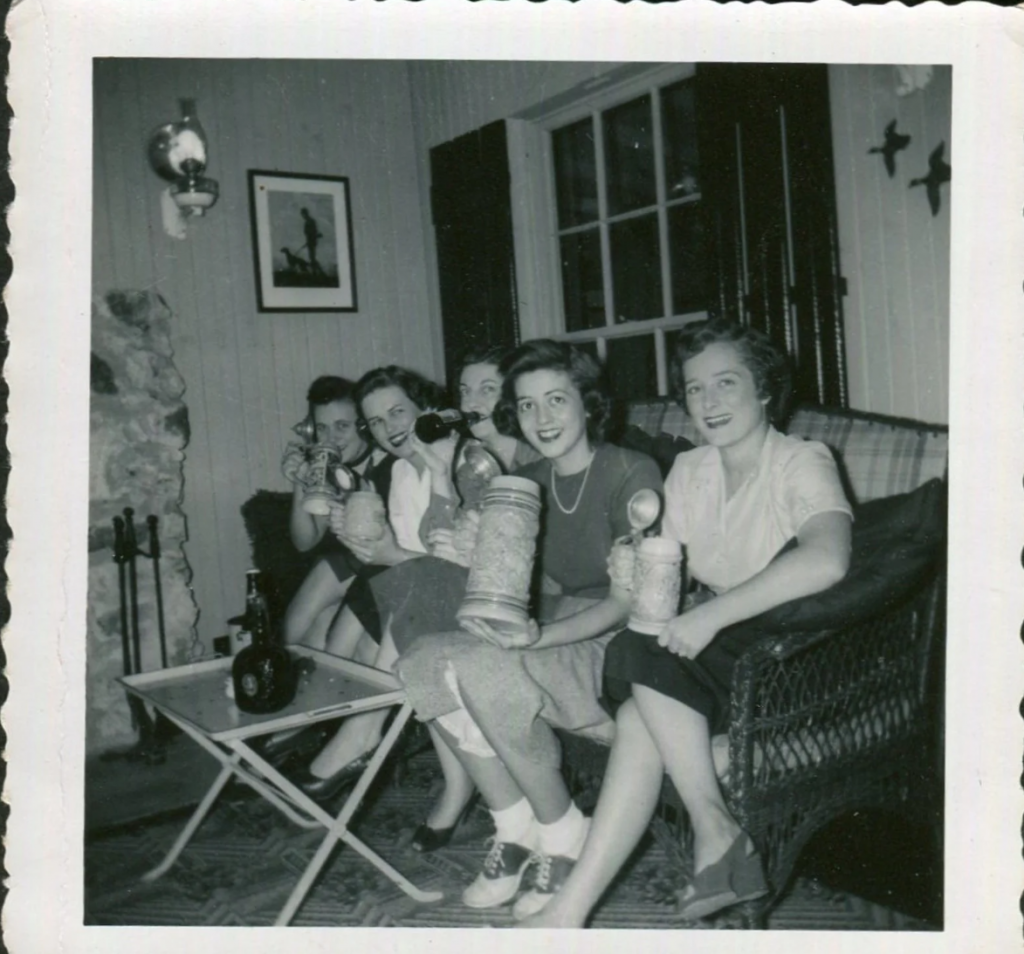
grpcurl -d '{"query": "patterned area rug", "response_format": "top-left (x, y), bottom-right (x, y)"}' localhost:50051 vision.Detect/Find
top-left (84, 749), bottom-right (934, 930)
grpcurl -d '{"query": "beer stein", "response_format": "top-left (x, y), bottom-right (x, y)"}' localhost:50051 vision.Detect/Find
top-left (628, 538), bottom-right (684, 636)
top-left (457, 476), bottom-right (541, 648)
top-left (300, 442), bottom-right (344, 515)
top-left (343, 490), bottom-right (387, 541)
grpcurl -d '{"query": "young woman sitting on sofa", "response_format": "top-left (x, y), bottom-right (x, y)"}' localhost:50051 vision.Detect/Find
top-left (261, 365), bottom-right (447, 776)
top-left (286, 347), bottom-right (543, 817)
top-left (392, 339), bottom-right (663, 917)
top-left (278, 375), bottom-right (386, 650)
top-left (516, 320), bottom-right (853, 927)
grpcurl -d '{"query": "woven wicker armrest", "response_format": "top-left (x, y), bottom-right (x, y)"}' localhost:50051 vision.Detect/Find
top-left (727, 573), bottom-right (942, 801)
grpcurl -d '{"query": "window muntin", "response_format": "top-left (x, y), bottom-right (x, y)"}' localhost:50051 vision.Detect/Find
top-left (546, 73), bottom-right (706, 399)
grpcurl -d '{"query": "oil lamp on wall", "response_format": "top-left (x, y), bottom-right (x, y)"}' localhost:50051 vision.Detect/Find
top-left (147, 98), bottom-right (220, 239)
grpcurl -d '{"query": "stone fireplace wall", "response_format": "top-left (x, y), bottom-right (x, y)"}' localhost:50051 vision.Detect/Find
top-left (87, 291), bottom-right (198, 754)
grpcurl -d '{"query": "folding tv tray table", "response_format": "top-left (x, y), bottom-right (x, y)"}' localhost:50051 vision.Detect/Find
top-left (121, 646), bottom-right (444, 925)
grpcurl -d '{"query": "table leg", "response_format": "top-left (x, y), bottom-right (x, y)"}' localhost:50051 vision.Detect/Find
top-left (274, 702), bottom-right (444, 926)
top-left (141, 762), bottom-right (234, 882)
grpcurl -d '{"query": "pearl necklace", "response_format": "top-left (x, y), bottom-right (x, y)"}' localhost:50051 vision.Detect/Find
top-left (550, 451), bottom-right (596, 516)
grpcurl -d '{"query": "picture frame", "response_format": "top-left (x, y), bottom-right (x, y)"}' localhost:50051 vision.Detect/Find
top-left (247, 170), bottom-right (357, 312)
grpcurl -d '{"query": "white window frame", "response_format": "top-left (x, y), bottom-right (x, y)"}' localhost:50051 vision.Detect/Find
top-left (508, 63), bottom-right (709, 397)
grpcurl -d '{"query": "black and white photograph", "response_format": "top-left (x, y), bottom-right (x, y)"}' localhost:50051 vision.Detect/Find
top-left (6, 4), bottom-right (1022, 954)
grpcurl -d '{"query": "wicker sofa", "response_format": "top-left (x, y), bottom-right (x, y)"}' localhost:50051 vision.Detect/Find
top-left (242, 400), bottom-right (948, 927)
top-left (560, 400), bottom-right (948, 926)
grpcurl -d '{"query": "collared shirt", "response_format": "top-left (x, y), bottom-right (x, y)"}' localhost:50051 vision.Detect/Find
top-left (388, 458), bottom-right (432, 555)
top-left (661, 426), bottom-right (852, 594)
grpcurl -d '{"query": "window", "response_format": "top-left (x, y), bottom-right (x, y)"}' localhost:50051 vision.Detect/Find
top-left (510, 66), bottom-right (707, 400)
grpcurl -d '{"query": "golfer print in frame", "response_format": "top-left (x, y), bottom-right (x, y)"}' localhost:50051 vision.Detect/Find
top-left (248, 170), bottom-right (357, 312)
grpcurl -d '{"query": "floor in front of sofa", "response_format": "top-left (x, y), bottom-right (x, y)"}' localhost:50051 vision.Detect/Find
top-left (84, 732), bottom-right (940, 930)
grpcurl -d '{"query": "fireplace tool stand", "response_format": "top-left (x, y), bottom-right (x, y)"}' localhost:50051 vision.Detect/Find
top-left (104, 507), bottom-right (176, 765)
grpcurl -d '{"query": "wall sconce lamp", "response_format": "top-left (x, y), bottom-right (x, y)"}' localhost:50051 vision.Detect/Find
top-left (148, 98), bottom-right (219, 239)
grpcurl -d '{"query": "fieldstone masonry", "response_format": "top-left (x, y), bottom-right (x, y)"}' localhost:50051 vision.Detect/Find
top-left (87, 291), bottom-right (198, 754)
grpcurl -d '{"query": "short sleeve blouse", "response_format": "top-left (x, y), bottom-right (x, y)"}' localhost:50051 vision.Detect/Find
top-left (388, 459), bottom-right (431, 555)
top-left (660, 427), bottom-right (852, 594)
top-left (517, 444), bottom-right (663, 598)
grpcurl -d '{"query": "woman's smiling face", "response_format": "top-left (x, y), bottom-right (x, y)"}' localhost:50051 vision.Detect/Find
top-left (683, 341), bottom-right (768, 450)
top-left (459, 362), bottom-right (502, 442)
top-left (361, 385), bottom-right (421, 460)
top-left (514, 368), bottom-right (590, 471)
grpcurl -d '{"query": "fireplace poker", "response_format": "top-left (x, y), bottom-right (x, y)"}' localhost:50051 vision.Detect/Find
top-left (111, 512), bottom-right (154, 749)
top-left (123, 508), bottom-right (143, 677)
top-left (112, 516), bottom-right (133, 684)
top-left (146, 515), bottom-right (169, 670)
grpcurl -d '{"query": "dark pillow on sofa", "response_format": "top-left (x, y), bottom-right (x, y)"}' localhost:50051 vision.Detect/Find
top-left (733, 478), bottom-right (946, 635)
top-left (618, 425), bottom-right (696, 479)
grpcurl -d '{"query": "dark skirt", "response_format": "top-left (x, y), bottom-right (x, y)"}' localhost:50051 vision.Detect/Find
top-left (602, 623), bottom-right (767, 736)
top-left (320, 552), bottom-right (390, 643)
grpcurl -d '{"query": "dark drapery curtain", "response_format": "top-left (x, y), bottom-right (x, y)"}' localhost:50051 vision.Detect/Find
top-left (430, 120), bottom-right (519, 385)
top-left (695, 63), bottom-right (848, 408)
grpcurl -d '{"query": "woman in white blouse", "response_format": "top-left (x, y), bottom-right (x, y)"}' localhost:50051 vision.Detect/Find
top-left (519, 320), bottom-right (853, 927)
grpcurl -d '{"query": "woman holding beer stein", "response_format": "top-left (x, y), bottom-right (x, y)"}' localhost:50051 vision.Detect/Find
top-left (516, 320), bottom-right (853, 927)
top-left (394, 339), bottom-right (662, 916)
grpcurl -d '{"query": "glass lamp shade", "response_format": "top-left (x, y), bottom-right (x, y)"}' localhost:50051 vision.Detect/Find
top-left (171, 173), bottom-right (219, 215)
top-left (148, 99), bottom-right (219, 216)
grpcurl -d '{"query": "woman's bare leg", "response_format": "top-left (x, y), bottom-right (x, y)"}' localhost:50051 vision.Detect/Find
top-left (324, 603), bottom-right (374, 659)
top-left (283, 562), bottom-right (352, 645)
top-left (517, 699), bottom-right (665, 928)
top-left (632, 685), bottom-right (741, 873)
top-left (424, 724), bottom-right (476, 830)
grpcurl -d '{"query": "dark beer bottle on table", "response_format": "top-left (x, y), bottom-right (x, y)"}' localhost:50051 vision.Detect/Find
top-left (231, 570), bottom-right (296, 714)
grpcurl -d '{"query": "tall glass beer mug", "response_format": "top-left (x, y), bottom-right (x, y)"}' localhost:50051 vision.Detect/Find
top-left (457, 476), bottom-right (541, 648)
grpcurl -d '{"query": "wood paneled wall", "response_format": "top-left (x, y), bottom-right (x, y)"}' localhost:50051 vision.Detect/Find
top-left (93, 59), bottom-right (437, 647)
top-left (92, 58), bottom-right (951, 652)
top-left (406, 60), bottom-right (626, 149)
top-left (829, 65), bottom-right (951, 424)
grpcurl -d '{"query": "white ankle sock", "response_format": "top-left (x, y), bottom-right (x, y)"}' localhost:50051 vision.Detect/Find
top-left (537, 802), bottom-right (588, 859)
top-left (490, 798), bottom-right (536, 847)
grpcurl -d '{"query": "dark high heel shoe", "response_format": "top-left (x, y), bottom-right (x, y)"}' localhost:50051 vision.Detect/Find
top-left (252, 723), bottom-right (332, 769)
top-left (291, 750), bottom-right (375, 803)
top-left (410, 795), bottom-right (478, 853)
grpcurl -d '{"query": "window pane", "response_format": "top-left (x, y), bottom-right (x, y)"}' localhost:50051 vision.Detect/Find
top-left (560, 228), bottom-right (605, 332)
top-left (552, 118), bottom-right (598, 229)
top-left (661, 78), bottom-right (701, 199)
top-left (603, 95), bottom-right (656, 216)
top-left (605, 334), bottom-right (658, 401)
top-left (668, 203), bottom-right (707, 314)
top-left (609, 213), bottom-right (662, 323)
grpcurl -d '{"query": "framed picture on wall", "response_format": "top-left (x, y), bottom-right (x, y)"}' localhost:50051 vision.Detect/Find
top-left (247, 170), bottom-right (357, 312)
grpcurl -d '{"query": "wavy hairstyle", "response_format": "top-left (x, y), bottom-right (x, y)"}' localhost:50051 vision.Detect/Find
top-left (669, 320), bottom-right (792, 425)
top-left (353, 365), bottom-right (444, 416)
top-left (493, 339), bottom-right (610, 443)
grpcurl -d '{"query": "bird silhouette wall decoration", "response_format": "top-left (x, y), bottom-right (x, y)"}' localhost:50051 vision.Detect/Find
top-left (868, 119), bottom-right (911, 178)
top-left (909, 141), bottom-right (951, 216)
